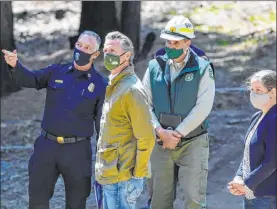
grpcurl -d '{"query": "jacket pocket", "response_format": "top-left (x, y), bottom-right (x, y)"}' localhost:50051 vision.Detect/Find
top-left (47, 79), bottom-right (66, 104)
top-left (201, 134), bottom-right (209, 148)
top-left (199, 161), bottom-right (208, 196)
top-left (81, 88), bottom-right (97, 100)
top-left (98, 145), bottom-right (120, 178)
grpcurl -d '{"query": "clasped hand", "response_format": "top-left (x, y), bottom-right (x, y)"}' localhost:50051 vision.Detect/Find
top-left (227, 181), bottom-right (246, 196)
top-left (156, 127), bottom-right (183, 150)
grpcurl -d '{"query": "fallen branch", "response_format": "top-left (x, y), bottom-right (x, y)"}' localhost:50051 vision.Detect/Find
top-left (215, 87), bottom-right (246, 93)
top-left (227, 118), bottom-right (250, 125)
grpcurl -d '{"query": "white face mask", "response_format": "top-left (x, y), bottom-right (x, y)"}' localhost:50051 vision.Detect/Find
top-left (250, 91), bottom-right (271, 109)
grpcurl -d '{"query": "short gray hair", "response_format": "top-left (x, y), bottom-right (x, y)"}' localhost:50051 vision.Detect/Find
top-left (245, 70), bottom-right (276, 91)
top-left (80, 30), bottom-right (101, 51)
top-left (105, 31), bottom-right (134, 65)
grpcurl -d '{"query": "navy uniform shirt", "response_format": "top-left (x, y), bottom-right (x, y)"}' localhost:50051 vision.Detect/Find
top-left (8, 61), bottom-right (108, 138)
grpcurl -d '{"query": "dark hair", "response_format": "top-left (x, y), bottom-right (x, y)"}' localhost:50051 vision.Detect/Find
top-left (245, 70), bottom-right (276, 91)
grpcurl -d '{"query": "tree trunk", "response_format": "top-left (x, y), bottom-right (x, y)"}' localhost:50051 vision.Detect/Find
top-left (121, 2), bottom-right (141, 55)
top-left (0, 2), bottom-right (20, 96)
top-left (70, 2), bottom-right (118, 49)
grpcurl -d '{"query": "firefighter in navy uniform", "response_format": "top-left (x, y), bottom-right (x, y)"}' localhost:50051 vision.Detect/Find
top-left (2, 30), bottom-right (107, 209)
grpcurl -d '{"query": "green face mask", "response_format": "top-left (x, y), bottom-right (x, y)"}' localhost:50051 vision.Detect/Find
top-left (165, 47), bottom-right (184, 59)
top-left (104, 52), bottom-right (126, 71)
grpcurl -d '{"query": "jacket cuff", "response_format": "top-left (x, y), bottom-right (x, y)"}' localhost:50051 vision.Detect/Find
top-left (132, 176), bottom-right (144, 179)
top-left (243, 181), bottom-right (255, 196)
top-left (244, 183), bottom-right (253, 192)
top-left (133, 171), bottom-right (148, 178)
top-left (233, 176), bottom-right (244, 184)
top-left (175, 127), bottom-right (186, 137)
top-left (133, 163), bottom-right (149, 178)
top-left (152, 118), bottom-right (161, 130)
top-left (7, 60), bottom-right (20, 71)
top-left (236, 171), bottom-right (243, 177)
top-left (244, 178), bottom-right (255, 191)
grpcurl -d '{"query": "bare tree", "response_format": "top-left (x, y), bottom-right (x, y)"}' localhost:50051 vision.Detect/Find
top-left (70, 2), bottom-right (141, 54)
top-left (71, 2), bottom-right (157, 70)
top-left (121, 2), bottom-right (141, 54)
top-left (69, 2), bottom-right (118, 49)
top-left (0, 1), bottom-right (20, 96)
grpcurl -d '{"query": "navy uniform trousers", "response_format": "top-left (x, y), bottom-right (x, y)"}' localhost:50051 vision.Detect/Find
top-left (29, 135), bottom-right (92, 209)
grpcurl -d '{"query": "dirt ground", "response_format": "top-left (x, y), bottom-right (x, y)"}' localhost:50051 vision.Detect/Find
top-left (1, 1), bottom-right (276, 209)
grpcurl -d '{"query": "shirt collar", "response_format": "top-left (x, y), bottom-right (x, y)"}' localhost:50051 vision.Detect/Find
top-left (64, 65), bottom-right (74, 74)
top-left (65, 63), bottom-right (94, 79)
top-left (109, 66), bottom-right (134, 86)
top-left (109, 72), bottom-right (120, 81)
top-left (74, 68), bottom-right (90, 77)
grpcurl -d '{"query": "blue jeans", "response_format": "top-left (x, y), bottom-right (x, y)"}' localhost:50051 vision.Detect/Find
top-left (102, 178), bottom-right (144, 209)
top-left (244, 196), bottom-right (277, 209)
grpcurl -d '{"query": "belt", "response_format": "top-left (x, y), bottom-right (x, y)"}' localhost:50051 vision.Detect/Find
top-left (41, 129), bottom-right (90, 144)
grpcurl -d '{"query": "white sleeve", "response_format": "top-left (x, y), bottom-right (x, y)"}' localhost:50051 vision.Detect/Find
top-left (142, 67), bottom-right (161, 129)
top-left (176, 65), bottom-right (215, 137)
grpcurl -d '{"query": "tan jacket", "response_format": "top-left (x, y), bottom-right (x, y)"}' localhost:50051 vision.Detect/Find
top-left (95, 66), bottom-right (155, 185)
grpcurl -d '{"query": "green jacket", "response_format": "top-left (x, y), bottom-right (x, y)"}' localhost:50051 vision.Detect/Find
top-left (95, 66), bottom-right (155, 185)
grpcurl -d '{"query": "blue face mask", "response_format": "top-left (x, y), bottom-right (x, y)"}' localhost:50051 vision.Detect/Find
top-left (73, 48), bottom-right (96, 66)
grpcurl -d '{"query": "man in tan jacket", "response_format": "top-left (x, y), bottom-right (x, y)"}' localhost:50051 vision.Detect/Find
top-left (95, 31), bottom-right (155, 209)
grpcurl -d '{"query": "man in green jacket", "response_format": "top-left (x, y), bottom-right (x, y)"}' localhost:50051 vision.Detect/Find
top-left (143, 16), bottom-right (215, 209)
top-left (95, 31), bottom-right (155, 209)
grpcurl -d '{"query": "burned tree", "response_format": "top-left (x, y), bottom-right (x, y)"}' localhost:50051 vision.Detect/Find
top-left (0, 1), bottom-right (20, 96)
top-left (69, 2), bottom-right (118, 49)
top-left (121, 2), bottom-right (141, 54)
top-left (70, 2), bottom-right (141, 54)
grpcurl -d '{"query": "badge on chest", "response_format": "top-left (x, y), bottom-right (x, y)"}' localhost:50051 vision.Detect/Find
top-left (88, 83), bottom-right (95, 92)
top-left (185, 73), bottom-right (194, 82)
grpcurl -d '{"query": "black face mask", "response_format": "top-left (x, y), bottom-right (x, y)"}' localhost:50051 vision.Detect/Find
top-left (73, 47), bottom-right (96, 66)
